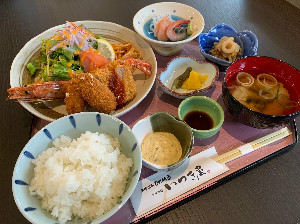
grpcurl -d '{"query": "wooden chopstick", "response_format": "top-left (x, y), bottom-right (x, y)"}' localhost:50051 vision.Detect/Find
top-left (213, 127), bottom-right (292, 164)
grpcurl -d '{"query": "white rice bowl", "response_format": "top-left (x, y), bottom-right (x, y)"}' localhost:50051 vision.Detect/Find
top-left (29, 131), bottom-right (133, 223)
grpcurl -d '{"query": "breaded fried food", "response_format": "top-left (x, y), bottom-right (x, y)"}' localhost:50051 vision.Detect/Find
top-left (65, 73), bottom-right (117, 114)
top-left (115, 65), bottom-right (136, 103)
top-left (78, 73), bottom-right (117, 114)
top-left (94, 59), bottom-right (137, 104)
top-left (65, 77), bottom-right (86, 114)
top-left (93, 65), bottom-right (114, 86)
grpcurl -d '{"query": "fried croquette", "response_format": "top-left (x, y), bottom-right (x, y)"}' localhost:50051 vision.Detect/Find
top-left (65, 73), bottom-right (117, 114)
top-left (64, 77), bottom-right (86, 114)
top-left (79, 73), bottom-right (117, 114)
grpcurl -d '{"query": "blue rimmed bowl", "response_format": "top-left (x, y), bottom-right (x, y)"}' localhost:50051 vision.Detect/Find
top-left (198, 23), bottom-right (258, 67)
top-left (132, 112), bottom-right (194, 172)
top-left (12, 112), bottom-right (142, 224)
top-left (133, 2), bottom-right (205, 56)
top-left (158, 56), bottom-right (219, 99)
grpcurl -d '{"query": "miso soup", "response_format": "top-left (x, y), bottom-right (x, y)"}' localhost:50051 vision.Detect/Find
top-left (226, 72), bottom-right (299, 115)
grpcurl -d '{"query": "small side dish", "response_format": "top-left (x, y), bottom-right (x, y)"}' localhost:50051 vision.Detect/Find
top-left (132, 112), bottom-right (193, 171)
top-left (209, 36), bottom-right (242, 62)
top-left (158, 56), bottom-right (219, 99)
top-left (133, 2), bottom-right (204, 56)
top-left (148, 14), bottom-right (193, 41)
top-left (198, 24), bottom-right (258, 67)
top-left (171, 67), bottom-right (208, 91)
top-left (141, 132), bottom-right (182, 166)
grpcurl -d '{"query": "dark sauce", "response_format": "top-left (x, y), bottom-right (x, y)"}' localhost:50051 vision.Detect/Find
top-left (183, 110), bottom-right (214, 130)
top-left (109, 74), bottom-right (125, 105)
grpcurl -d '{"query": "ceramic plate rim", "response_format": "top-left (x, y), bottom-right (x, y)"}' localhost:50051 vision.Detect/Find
top-left (10, 20), bottom-right (157, 121)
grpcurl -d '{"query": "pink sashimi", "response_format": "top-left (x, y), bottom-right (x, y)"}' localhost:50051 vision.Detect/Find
top-left (155, 16), bottom-right (173, 41)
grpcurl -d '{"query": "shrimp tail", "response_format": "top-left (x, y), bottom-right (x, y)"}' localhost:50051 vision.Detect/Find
top-left (7, 81), bottom-right (68, 102)
top-left (166, 20), bottom-right (190, 42)
top-left (123, 58), bottom-right (152, 76)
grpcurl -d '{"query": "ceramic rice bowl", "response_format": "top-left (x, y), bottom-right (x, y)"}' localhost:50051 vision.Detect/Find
top-left (12, 112), bottom-right (142, 224)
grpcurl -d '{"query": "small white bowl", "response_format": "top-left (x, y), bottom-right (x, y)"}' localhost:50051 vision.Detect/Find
top-left (133, 2), bottom-right (205, 56)
top-left (132, 112), bottom-right (193, 172)
top-left (158, 56), bottom-right (219, 99)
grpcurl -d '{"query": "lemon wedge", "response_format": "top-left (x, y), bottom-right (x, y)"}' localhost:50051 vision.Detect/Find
top-left (97, 39), bottom-right (115, 61)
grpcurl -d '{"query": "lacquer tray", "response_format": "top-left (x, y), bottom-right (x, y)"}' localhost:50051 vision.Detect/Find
top-left (31, 40), bottom-right (298, 224)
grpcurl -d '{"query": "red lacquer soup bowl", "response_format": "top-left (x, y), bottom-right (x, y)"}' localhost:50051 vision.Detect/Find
top-left (222, 56), bottom-right (300, 129)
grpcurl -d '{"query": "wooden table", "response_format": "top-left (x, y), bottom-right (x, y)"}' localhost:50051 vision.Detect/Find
top-left (1, 0), bottom-right (300, 223)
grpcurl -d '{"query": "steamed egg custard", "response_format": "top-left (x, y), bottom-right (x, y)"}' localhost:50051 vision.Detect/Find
top-left (141, 132), bottom-right (182, 166)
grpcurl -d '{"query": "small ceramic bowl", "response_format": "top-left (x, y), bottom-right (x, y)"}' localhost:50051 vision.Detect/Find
top-left (178, 96), bottom-right (224, 139)
top-left (132, 112), bottom-right (194, 172)
top-left (12, 112), bottom-right (142, 224)
top-left (223, 56), bottom-right (300, 129)
top-left (198, 23), bottom-right (258, 68)
top-left (158, 56), bottom-right (219, 99)
top-left (133, 2), bottom-right (205, 56)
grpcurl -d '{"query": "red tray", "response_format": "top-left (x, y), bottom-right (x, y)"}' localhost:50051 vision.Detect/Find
top-left (31, 40), bottom-right (298, 224)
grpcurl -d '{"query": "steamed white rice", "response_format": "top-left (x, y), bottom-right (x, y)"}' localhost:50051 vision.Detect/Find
top-left (29, 131), bottom-right (133, 223)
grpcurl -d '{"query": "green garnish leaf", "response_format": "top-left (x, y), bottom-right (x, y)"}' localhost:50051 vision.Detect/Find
top-left (59, 57), bottom-right (68, 67)
top-left (27, 63), bottom-right (37, 75)
top-left (51, 64), bottom-right (71, 80)
top-left (187, 23), bottom-right (193, 35)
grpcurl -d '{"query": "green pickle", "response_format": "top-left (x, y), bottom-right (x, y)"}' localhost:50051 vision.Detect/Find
top-left (171, 67), bottom-right (192, 90)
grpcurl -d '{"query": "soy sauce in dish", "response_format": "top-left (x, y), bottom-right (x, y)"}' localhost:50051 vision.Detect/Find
top-left (183, 110), bottom-right (214, 130)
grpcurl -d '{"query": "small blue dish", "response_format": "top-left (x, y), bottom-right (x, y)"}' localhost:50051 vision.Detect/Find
top-left (198, 24), bottom-right (258, 67)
